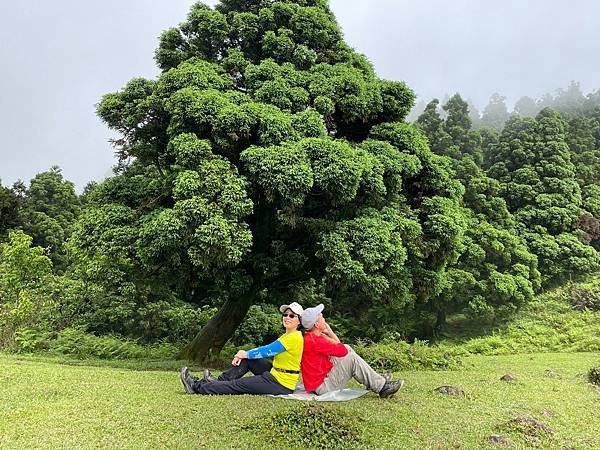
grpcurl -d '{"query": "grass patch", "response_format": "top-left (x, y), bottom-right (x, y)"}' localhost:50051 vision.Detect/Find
top-left (439, 279), bottom-right (600, 356)
top-left (246, 403), bottom-right (363, 449)
top-left (1, 352), bottom-right (599, 449)
top-left (500, 414), bottom-right (554, 447)
top-left (355, 338), bottom-right (462, 372)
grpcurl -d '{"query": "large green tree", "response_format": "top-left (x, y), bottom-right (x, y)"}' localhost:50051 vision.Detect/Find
top-left (481, 93), bottom-right (510, 131)
top-left (488, 109), bottom-right (600, 283)
top-left (77, 0), bottom-right (466, 361)
top-left (417, 95), bottom-right (539, 331)
top-left (18, 167), bottom-right (81, 271)
top-left (0, 181), bottom-right (21, 241)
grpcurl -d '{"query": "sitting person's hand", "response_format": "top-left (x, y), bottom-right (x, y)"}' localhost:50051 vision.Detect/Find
top-left (321, 320), bottom-right (341, 344)
top-left (232, 349), bottom-right (248, 365)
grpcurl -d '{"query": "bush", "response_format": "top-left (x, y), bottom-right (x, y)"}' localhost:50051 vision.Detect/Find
top-left (47, 328), bottom-right (178, 360)
top-left (354, 338), bottom-right (462, 372)
top-left (0, 288), bottom-right (55, 350)
top-left (246, 404), bottom-right (363, 450)
top-left (13, 328), bottom-right (51, 353)
top-left (135, 302), bottom-right (217, 343)
top-left (570, 283), bottom-right (600, 311)
top-left (588, 366), bottom-right (600, 386)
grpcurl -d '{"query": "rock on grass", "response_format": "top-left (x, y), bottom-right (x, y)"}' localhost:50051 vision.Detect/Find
top-left (544, 369), bottom-right (561, 378)
top-left (488, 434), bottom-right (516, 447)
top-left (500, 373), bottom-right (517, 383)
top-left (434, 385), bottom-right (464, 396)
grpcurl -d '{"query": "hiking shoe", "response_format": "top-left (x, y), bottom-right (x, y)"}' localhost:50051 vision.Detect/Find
top-left (379, 379), bottom-right (405, 398)
top-left (180, 367), bottom-right (195, 394)
top-left (184, 367), bottom-right (200, 383)
top-left (203, 369), bottom-right (217, 383)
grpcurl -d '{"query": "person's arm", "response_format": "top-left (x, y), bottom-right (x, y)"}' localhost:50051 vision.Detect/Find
top-left (312, 334), bottom-right (348, 357)
top-left (321, 321), bottom-right (341, 344)
top-left (233, 340), bottom-right (286, 364)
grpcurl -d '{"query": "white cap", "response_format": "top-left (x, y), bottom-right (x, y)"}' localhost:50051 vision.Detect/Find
top-left (301, 304), bottom-right (324, 329)
top-left (279, 302), bottom-right (304, 316)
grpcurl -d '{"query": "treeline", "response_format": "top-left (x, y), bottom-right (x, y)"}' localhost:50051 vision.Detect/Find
top-left (1, 1), bottom-right (599, 361)
top-left (410, 81), bottom-right (600, 131)
top-left (413, 91), bottom-right (600, 330)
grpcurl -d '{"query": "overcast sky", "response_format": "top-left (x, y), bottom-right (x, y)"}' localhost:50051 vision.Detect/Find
top-left (1, 0), bottom-right (599, 190)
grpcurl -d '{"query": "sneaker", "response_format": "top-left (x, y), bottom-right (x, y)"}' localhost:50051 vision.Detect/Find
top-left (379, 379), bottom-right (405, 398)
top-left (184, 367), bottom-right (200, 383)
top-left (180, 367), bottom-right (195, 394)
top-left (203, 369), bottom-right (217, 383)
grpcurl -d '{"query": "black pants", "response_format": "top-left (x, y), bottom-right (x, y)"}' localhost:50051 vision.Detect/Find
top-left (192, 359), bottom-right (293, 395)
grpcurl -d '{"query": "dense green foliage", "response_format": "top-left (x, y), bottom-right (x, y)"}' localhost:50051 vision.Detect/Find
top-left (0, 181), bottom-right (21, 241)
top-left (0, 167), bottom-right (80, 272)
top-left (417, 86), bottom-right (600, 300)
top-left (73, 0), bottom-right (468, 361)
top-left (488, 109), bottom-right (600, 284)
top-left (416, 94), bottom-right (540, 332)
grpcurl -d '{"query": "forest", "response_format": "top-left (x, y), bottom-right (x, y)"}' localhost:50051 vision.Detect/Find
top-left (1, 0), bottom-right (600, 365)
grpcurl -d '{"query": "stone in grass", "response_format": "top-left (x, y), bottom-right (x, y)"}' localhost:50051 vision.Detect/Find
top-left (434, 385), bottom-right (464, 396)
top-left (544, 369), bottom-right (561, 378)
top-left (488, 435), bottom-right (516, 447)
top-left (500, 373), bottom-right (517, 383)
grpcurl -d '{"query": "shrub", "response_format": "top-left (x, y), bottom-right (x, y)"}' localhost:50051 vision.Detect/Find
top-left (135, 302), bottom-right (217, 343)
top-left (13, 328), bottom-right (51, 353)
top-left (231, 304), bottom-right (282, 346)
top-left (588, 366), bottom-right (600, 386)
top-left (247, 404), bottom-right (363, 450)
top-left (0, 288), bottom-right (55, 350)
top-left (570, 283), bottom-right (600, 311)
top-left (354, 338), bottom-right (462, 372)
top-left (48, 328), bottom-right (178, 360)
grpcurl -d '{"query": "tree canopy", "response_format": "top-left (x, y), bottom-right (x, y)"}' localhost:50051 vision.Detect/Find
top-left (75, 0), bottom-right (469, 360)
top-left (487, 109), bottom-right (600, 283)
top-left (417, 95), bottom-right (540, 331)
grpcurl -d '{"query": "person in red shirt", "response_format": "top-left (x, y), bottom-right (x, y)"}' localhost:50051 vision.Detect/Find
top-left (301, 304), bottom-right (404, 398)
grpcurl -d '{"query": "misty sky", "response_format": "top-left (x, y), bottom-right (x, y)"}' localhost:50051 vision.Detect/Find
top-left (1, 0), bottom-right (599, 190)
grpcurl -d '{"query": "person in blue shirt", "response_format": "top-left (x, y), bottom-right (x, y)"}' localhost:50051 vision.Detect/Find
top-left (180, 302), bottom-right (304, 395)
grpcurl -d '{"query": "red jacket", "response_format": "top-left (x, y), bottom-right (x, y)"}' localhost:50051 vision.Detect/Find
top-left (301, 331), bottom-right (348, 392)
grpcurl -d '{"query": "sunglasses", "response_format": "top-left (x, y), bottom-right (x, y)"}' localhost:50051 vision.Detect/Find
top-left (282, 313), bottom-right (298, 319)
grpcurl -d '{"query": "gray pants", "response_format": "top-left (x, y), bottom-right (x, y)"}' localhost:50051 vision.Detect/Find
top-left (315, 345), bottom-right (386, 395)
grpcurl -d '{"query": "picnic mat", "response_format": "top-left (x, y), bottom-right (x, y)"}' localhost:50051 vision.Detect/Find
top-left (272, 384), bottom-right (368, 401)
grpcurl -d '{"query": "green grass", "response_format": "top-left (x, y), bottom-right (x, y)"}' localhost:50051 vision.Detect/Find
top-left (1, 352), bottom-right (599, 449)
top-left (438, 280), bottom-right (600, 356)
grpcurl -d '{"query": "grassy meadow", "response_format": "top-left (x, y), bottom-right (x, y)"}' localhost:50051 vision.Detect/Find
top-left (1, 351), bottom-right (599, 449)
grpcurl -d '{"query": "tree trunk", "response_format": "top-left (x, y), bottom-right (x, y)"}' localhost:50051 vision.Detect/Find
top-left (181, 293), bottom-right (254, 363)
top-left (433, 309), bottom-right (446, 338)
